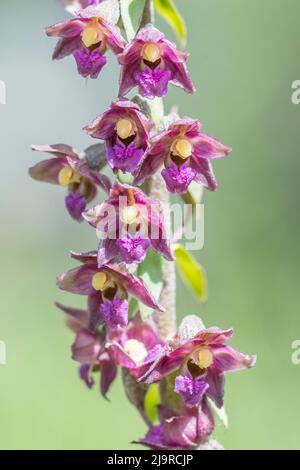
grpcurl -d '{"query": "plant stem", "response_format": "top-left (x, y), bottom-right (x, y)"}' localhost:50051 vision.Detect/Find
top-left (147, 95), bottom-right (177, 340)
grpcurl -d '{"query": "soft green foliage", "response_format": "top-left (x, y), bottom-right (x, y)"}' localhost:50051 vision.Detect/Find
top-left (137, 249), bottom-right (164, 320)
top-left (120, 0), bottom-right (146, 41)
top-left (144, 384), bottom-right (160, 425)
top-left (154, 0), bottom-right (186, 46)
top-left (174, 244), bottom-right (208, 303)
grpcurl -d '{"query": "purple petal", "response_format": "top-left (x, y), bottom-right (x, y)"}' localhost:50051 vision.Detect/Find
top-left (175, 373), bottom-right (209, 407)
top-left (97, 238), bottom-right (119, 266)
top-left (57, 265), bottom-right (97, 295)
top-left (162, 163), bottom-right (196, 194)
top-left (46, 19), bottom-right (85, 38)
top-left (99, 351), bottom-right (117, 398)
top-left (205, 368), bottom-right (225, 408)
top-left (212, 345), bottom-right (257, 373)
top-left (72, 330), bottom-right (102, 364)
top-left (29, 159), bottom-right (64, 185)
top-left (105, 264), bottom-right (165, 312)
top-left (52, 35), bottom-right (83, 60)
top-left (79, 364), bottom-right (95, 389)
top-left (107, 144), bottom-right (145, 173)
top-left (118, 234), bottom-right (150, 264)
top-left (65, 191), bottom-right (87, 221)
top-left (55, 302), bottom-right (89, 333)
top-left (193, 134), bottom-right (231, 160)
top-left (100, 298), bottom-right (128, 331)
top-left (74, 48), bottom-right (107, 79)
top-left (31, 144), bottom-right (79, 158)
top-left (134, 66), bottom-right (172, 99)
top-left (190, 156), bottom-right (218, 191)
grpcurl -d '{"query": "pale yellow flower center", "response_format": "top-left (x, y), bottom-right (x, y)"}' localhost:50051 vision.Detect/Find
top-left (142, 43), bottom-right (161, 63)
top-left (82, 19), bottom-right (103, 48)
top-left (92, 272), bottom-right (108, 291)
top-left (198, 348), bottom-right (213, 369)
top-left (121, 205), bottom-right (140, 225)
top-left (124, 339), bottom-right (148, 364)
top-left (116, 119), bottom-right (134, 140)
top-left (174, 139), bottom-right (193, 159)
top-left (58, 166), bottom-right (81, 186)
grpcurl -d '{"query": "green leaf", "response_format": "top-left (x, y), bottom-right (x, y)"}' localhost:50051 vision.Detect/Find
top-left (174, 244), bottom-right (208, 303)
top-left (128, 297), bottom-right (138, 319)
top-left (137, 248), bottom-right (163, 320)
top-left (208, 398), bottom-right (229, 429)
top-left (153, 0), bottom-right (187, 46)
top-left (120, 0), bottom-right (146, 41)
top-left (144, 384), bottom-right (160, 425)
top-left (117, 170), bottom-right (134, 185)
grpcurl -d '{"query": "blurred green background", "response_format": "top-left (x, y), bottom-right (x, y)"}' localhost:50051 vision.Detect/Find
top-left (1, 0), bottom-right (300, 450)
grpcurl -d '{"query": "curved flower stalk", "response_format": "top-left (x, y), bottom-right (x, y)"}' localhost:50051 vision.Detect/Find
top-left (29, 144), bottom-right (111, 221)
top-left (29, 0), bottom-right (256, 451)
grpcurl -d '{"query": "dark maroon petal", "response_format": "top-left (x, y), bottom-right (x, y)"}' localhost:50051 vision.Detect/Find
top-left (72, 330), bottom-right (102, 364)
top-left (32, 144), bottom-right (79, 158)
top-left (79, 364), bottom-right (95, 389)
top-left (55, 302), bottom-right (89, 333)
top-left (57, 265), bottom-right (97, 295)
top-left (98, 19), bottom-right (126, 55)
top-left (65, 191), bottom-right (86, 222)
top-left (97, 238), bottom-right (119, 266)
top-left (105, 264), bottom-right (165, 311)
top-left (29, 159), bottom-right (64, 185)
top-left (87, 291), bottom-right (103, 331)
top-left (136, 424), bottom-right (168, 450)
top-left (190, 156), bottom-right (218, 191)
top-left (52, 35), bottom-right (83, 60)
top-left (193, 134), bottom-right (231, 160)
top-left (46, 19), bottom-right (85, 38)
top-left (212, 345), bottom-right (257, 373)
top-left (99, 351), bottom-right (118, 398)
top-left (164, 414), bottom-right (198, 449)
top-left (70, 250), bottom-right (98, 265)
top-left (74, 159), bottom-right (111, 193)
top-left (205, 368), bottom-right (225, 408)
top-left (118, 62), bottom-right (140, 97)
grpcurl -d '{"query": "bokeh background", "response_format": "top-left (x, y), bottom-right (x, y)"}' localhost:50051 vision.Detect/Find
top-left (1, 0), bottom-right (300, 450)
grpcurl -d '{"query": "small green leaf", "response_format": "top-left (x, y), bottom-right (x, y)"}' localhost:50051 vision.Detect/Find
top-left (208, 398), bottom-right (229, 429)
top-left (120, 0), bottom-right (146, 41)
top-left (144, 384), bottom-right (160, 425)
top-left (117, 170), bottom-right (134, 185)
top-left (137, 248), bottom-right (163, 320)
top-left (153, 0), bottom-right (187, 46)
top-left (128, 297), bottom-right (138, 319)
top-left (174, 244), bottom-right (208, 303)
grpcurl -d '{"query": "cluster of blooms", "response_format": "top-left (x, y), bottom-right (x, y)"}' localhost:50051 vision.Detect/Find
top-left (29, 2), bottom-right (255, 450)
